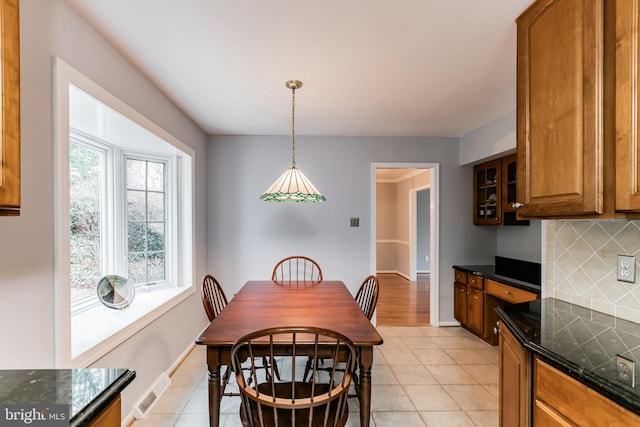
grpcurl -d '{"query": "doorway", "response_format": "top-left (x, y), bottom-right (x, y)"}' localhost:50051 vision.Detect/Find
top-left (370, 163), bottom-right (440, 327)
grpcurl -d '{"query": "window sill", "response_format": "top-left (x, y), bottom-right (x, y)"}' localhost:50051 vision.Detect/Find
top-left (71, 285), bottom-right (194, 367)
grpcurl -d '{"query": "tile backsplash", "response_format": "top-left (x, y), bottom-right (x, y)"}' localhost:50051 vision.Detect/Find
top-left (545, 220), bottom-right (640, 323)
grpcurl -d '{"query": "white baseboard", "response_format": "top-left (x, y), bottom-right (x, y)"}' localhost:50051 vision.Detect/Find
top-left (168, 342), bottom-right (197, 376)
top-left (122, 338), bottom-right (199, 425)
top-left (376, 270), bottom-right (410, 280)
top-left (438, 321), bottom-right (462, 327)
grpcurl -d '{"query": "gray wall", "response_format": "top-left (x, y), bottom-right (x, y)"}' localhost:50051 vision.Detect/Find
top-left (207, 135), bottom-right (495, 323)
top-left (461, 111), bottom-right (543, 264)
top-left (0, 0), bottom-right (209, 416)
top-left (496, 221), bottom-right (542, 263)
top-left (459, 110), bottom-right (516, 166)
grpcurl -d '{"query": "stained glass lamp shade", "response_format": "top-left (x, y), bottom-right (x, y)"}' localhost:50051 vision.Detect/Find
top-left (260, 80), bottom-right (326, 203)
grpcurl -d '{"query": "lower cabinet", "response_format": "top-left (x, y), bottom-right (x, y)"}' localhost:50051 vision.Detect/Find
top-left (454, 269), bottom-right (538, 345)
top-left (498, 323), bottom-right (640, 427)
top-left (467, 288), bottom-right (484, 336)
top-left (454, 281), bottom-right (468, 325)
top-left (87, 395), bottom-right (121, 427)
top-left (534, 358), bottom-right (640, 426)
top-left (498, 322), bottom-right (531, 427)
top-left (453, 270), bottom-right (485, 339)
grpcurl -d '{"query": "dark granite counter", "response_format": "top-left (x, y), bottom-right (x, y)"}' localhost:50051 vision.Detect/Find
top-left (497, 298), bottom-right (640, 415)
top-left (0, 368), bottom-right (135, 426)
top-left (453, 265), bottom-right (541, 294)
top-left (454, 255), bottom-right (542, 294)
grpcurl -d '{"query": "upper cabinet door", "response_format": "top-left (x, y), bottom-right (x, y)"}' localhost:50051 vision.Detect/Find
top-left (616, 0), bottom-right (640, 211)
top-left (516, 0), bottom-right (604, 217)
top-left (473, 159), bottom-right (502, 225)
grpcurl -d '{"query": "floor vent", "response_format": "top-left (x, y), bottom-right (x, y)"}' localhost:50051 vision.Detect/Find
top-left (133, 372), bottom-right (171, 419)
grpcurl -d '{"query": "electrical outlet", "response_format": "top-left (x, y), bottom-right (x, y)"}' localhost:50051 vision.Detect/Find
top-left (617, 355), bottom-right (636, 387)
top-left (350, 217), bottom-right (359, 227)
top-left (617, 255), bottom-right (636, 283)
top-left (425, 255), bottom-right (429, 262)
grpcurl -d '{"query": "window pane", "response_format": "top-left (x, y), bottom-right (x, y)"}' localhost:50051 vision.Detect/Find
top-left (127, 253), bottom-right (146, 285)
top-left (148, 253), bottom-right (165, 282)
top-left (128, 222), bottom-right (146, 252)
top-left (70, 142), bottom-right (103, 304)
top-left (127, 190), bottom-right (146, 221)
top-left (147, 192), bottom-right (164, 221)
top-left (147, 162), bottom-right (164, 192)
top-left (126, 158), bottom-right (167, 286)
top-left (127, 159), bottom-right (146, 190)
top-left (147, 223), bottom-right (164, 251)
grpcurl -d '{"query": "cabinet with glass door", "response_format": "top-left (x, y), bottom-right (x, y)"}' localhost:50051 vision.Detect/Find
top-left (501, 154), bottom-right (529, 225)
top-left (473, 159), bottom-right (501, 225)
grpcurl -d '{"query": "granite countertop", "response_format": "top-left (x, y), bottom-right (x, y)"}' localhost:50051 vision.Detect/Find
top-left (453, 264), bottom-right (542, 294)
top-left (497, 298), bottom-right (640, 415)
top-left (0, 368), bottom-right (135, 426)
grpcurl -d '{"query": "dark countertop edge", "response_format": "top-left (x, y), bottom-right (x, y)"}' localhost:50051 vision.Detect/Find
top-left (453, 265), bottom-right (541, 294)
top-left (496, 308), bottom-right (640, 415)
top-left (71, 369), bottom-right (136, 427)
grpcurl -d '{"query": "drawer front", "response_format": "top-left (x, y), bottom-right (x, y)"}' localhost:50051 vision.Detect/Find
top-left (469, 274), bottom-right (483, 290)
top-left (485, 279), bottom-right (537, 303)
top-left (535, 358), bottom-right (640, 426)
top-left (454, 269), bottom-right (468, 284)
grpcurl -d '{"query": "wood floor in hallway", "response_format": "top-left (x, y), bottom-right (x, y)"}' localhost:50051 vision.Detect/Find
top-left (376, 272), bottom-right (430, 326)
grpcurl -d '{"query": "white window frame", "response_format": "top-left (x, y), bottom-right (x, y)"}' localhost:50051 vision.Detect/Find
top-left (54, 58), bottom-right (195, 368)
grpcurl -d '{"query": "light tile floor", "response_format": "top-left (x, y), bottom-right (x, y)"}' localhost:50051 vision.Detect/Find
top-left (129, 326), bottom-right (499, 427)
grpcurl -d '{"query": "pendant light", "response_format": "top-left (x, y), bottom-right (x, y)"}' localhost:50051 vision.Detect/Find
top-left (260, 80), bottom-right (326, 202)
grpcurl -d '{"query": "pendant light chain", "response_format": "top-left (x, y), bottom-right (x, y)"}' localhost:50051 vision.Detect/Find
top-left (291, 85), bottom-right (296, 168)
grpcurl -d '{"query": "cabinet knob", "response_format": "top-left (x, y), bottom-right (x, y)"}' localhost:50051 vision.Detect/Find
top-left (512, 202), bottom-right (524, 209)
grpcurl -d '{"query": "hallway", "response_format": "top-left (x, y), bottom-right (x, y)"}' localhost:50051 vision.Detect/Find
top-left (376, 273), bottom-right (430, 326)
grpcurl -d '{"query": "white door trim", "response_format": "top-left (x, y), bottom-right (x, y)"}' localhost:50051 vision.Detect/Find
top-left (371, 162), bottom-right (440, 327)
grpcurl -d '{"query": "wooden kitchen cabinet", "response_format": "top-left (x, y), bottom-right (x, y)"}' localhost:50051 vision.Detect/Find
top-left (87, 394), bottom-right (121, 427)
top-left (499, 321), bottom-right (531, 427)
top-left (485, 279), bottom-right (538, 305)
top-left (453, 270), bottom-right (486, 338)
top-left (474, 155), bottom-right (528, 225)
top-left (501, 154), bottom-right (529, 225)
top-left (615, 0), bottom-right (640, 212)
top-left (534, 358), bottom-right (640, 426)
top-left (454, 281), bottom-right (468, 325)
top-left (516, 0), bottom-right (604, 217)
top-left (474, 159), bottom-right (502, 224)
top-left (467, 287), bottom-right (484, 336)
top-left (515, 0), bottom-right (640, 219)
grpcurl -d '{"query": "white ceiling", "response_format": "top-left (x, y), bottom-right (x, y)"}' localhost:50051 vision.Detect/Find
top-left (67, 0), bottom-right (534, 138)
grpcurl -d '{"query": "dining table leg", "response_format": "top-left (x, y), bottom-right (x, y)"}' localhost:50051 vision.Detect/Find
top-left (358, 346), bottom-right (373, 427)
top-left (207, 347), bottom-right (221, 427)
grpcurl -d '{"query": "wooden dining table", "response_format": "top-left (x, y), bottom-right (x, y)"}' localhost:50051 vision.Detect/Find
top-left (195, 280), bottom-right (384, 427)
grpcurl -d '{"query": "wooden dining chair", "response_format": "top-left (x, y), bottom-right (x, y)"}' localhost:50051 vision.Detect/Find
top-left (201, 274), bottom-right (228, 322)
top-left (355, 275), bottom-right (380, 320)
top-left (201, 275), bottom-right (279, 398)
top-left (272, 256), bottom-right (323, 283)
top-left (232, 326), bottom-right (356, 427)
top-left (303, 275), bottom-right (380, 391)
